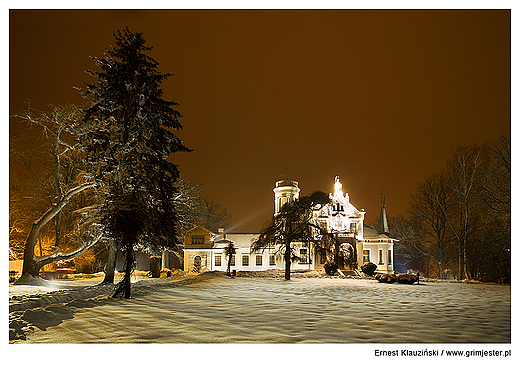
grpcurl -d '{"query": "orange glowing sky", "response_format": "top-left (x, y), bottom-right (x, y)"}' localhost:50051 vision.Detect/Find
top-left (9, 9), bottom-right (511, 232)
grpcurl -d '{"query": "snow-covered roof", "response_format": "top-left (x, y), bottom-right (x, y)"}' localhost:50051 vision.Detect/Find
top-left (185, 225), bottom-right (213, 236)
top-left (363, 224), bottom-right (396, 241)
top-left (213, 233), bottom-right (260, 248)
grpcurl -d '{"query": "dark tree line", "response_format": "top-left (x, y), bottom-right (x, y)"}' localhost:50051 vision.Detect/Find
top-left (391, 135), bottom-right (510, 283)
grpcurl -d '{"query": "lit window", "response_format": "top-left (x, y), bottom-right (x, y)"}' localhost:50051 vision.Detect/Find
top-left (191, 235), bottom-right (204, 244)
top-left (214, 255), bottom-right (221, 267)
top-left (242, 254), bottom-right (249, 266)
top-left (299, 248), bottom-right (309, 264)
top-left (256, 255), bottom-right (263, 266)
top-left (269, 254), bottom-right (276, 266)
top-left (363, 250), bottom-right (370, 263)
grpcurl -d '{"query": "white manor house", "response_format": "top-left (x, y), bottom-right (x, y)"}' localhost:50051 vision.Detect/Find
top-left (183, 177), bottom-right (395, 274)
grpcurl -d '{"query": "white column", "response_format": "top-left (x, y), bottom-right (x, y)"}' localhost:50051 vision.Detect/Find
top-left (161, 249), bottom-right (169, 270)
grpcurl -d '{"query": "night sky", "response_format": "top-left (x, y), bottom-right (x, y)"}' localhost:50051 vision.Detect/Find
top-left (9, 9), bottom-right (511, 233)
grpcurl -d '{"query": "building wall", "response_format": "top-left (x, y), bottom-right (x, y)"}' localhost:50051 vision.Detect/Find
top-left (182, 178), bottom-right (395, 274)
top-left (362, 241), bottom-right (394, 273)
top-left (183, 234), bottom-right (393, 274)
top-left (184, 243), bottom-right (315, 273)
top-left (184, 229), bottom-right (394, 273)
top-left (161, 250), bottom-right (183, 270)
top-left (183, 226), bottom-right (215, 272)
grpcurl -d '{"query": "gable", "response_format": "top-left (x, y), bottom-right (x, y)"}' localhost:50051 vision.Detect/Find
top-left (184, 226), bottom-right (214, 249)
top-left (318, 194), bottom-right (362, 219)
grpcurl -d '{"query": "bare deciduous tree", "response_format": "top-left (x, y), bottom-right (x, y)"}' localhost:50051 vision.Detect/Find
top-left (198, 199), bottom-right (232, 232)
top-left (447, 145), bottom-right (483, 280)
top-left (400, 136), bottom-right (510, 282)
top-left (11, 105), bottom-right (101, 283)
top-left (408, 172), bottom-right (456, 278)
top-left (174, 175), bottom-right (205, 236)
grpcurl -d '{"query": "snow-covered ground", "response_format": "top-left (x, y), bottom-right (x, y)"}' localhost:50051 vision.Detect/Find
top-left (9, 271), bottom-right (148, 298)
top-left (9, 271), bottom-right (510, 344)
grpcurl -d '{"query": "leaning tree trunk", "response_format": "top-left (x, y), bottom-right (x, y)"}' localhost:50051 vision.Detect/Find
top-left (20, 182), bottom-right (96, 279)
top-left (16, 232), bottom-right (101, 284)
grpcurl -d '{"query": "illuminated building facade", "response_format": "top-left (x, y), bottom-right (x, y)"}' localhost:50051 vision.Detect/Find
top-left (183, 177), bottom-right (394, 274)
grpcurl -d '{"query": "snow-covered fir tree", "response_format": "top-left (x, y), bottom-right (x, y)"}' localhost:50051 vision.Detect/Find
top-left (80, 27), bottom-right (190, 297)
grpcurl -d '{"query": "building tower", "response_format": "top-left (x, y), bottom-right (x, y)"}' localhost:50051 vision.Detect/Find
top-left (273, 179), bottom-right (300, 215)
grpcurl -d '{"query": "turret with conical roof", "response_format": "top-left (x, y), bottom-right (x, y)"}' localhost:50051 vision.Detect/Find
top-left (377, 196), bottom-right (390, 235)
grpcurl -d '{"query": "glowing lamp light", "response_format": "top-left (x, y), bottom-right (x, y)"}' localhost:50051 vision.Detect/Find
top-left (334, 176), bottom-right (343, 196)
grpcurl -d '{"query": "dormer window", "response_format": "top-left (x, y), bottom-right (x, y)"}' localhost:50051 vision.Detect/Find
top-left (333, 203), bottom-right (344, 212)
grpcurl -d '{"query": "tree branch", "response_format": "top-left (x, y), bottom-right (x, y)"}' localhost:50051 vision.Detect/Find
top-left (35, 232), bottom-right (103, 267)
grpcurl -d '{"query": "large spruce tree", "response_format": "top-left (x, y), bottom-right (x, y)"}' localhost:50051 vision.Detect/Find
top-left (80, 28), bottom-right (190, 297)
